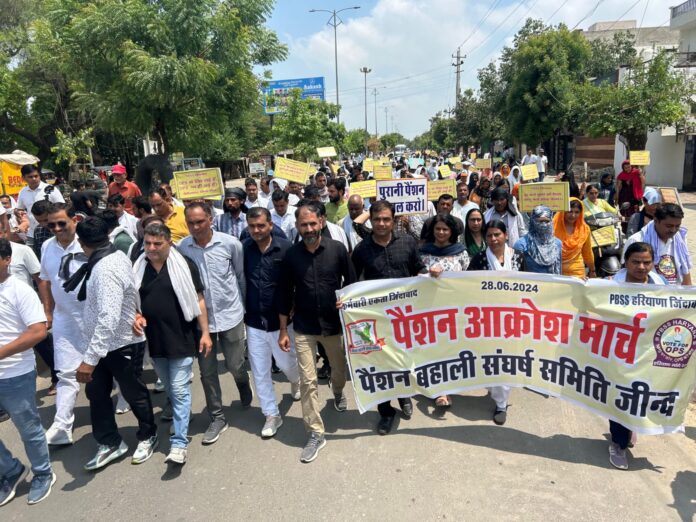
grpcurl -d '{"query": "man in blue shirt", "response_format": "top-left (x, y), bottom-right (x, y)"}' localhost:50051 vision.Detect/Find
top-left (242, 207), bottom-right (300, 439)
top-left (179, 203), bottom-right (250, 446)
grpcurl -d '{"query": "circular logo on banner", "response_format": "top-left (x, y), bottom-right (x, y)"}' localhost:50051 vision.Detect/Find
top-left (653, 319), bottom-right (696, 369)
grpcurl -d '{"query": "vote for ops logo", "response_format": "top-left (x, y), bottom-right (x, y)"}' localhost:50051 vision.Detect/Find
top-left (653, 319), bottom-right (696, 369)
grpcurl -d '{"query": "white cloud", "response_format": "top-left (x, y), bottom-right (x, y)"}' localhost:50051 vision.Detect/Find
top-left (268, 0), bottom-right (672, 139)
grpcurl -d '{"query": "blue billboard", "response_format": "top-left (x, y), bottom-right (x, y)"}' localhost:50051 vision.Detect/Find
top-left (263, 77), bottom-right (325, 115)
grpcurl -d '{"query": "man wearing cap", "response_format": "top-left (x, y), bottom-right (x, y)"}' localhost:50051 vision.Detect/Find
top-left (107, 164), bottom-right (142, 215)
top-left (213, 188), bottom-right (247, 240)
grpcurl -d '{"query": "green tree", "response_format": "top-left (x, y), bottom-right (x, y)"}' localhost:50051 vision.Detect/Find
top-left (586, 31), bottom-right (637, 80)
top-left (379, 132), bottom-right (407, 151)
top-left (343, 128), bottom-right (370, 154)
top-left (270, 90), bottom-right (346, 161)
top-left (571, 50), bottom-right (694, 150)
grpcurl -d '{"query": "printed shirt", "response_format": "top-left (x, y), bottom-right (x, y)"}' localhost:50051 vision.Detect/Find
top-left (624, 230), bottom-right (684, 285)
top-left (178, 232), bottom-right (246, 333)
top-left (82, 251), bottom-right (145, 366)
top-left (213, 212), bottom-right (248, 239)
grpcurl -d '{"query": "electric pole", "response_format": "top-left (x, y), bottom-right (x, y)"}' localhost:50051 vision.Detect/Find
top-left (360, 66), bottom-right (371, 152)
top-left (372, 88), bottom-right (378, 136)
top-left (384, 106), bottom-right (389, 134)
top-left (451, 47), bottom-right (465, 108)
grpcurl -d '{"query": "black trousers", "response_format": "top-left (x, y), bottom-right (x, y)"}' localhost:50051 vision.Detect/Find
top-left (610, 420), bottom-right (632, 450)
top-left (378, 398), bottom-right (412, 417)
top-left (85, 342), bottom-right (156, 446)
top-left (34, 333), bottom-right (58, 385)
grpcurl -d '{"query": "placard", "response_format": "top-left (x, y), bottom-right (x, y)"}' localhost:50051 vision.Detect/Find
top-left (629, 151), bottom-right (650, 166)
top-left (373, 165), bottom-right (393, 180)
top-left (274, 157), bottom-right (313, 184)
top-left (475, 158), bottom-right (492, 170)
top-left (172, 168), bottom-right (224, 200)
top-left (362, 159), bottom-right (375, 173)
top-left (521, 164), bottom-right (539, 181)
top-left (428, 180), bottom-right (456, 201)
top-left (454, 162), bottom-right (463, 171)
top-left (349, 180), bottom-right (377, 199)
top-left (469, 153), bottom-right (477, 160)
top-left (249, 162), bottom-right (265, 175)
top-left (316, 146), bottom-right (337, 158)
top-left (518, 182), bottom-right (570, 212)
top-left (658, 187), bottom-right (682, 208)
top-left (376, 178), bottom-right (428, 215)
top-left (591, 226), bottom-right (617, 247)
top-left (408, 158), bottom-right (425, 169)
top-left (438, 164), bottom-right (452, 178)
top-left (448, 156), bottom-right (461, 164)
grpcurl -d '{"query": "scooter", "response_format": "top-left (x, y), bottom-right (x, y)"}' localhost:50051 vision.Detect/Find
top-left (585, 211), bottom-right (625, 278)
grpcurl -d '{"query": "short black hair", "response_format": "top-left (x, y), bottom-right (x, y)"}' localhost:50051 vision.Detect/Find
top-left (21, 164), bottom-right (39, 177)
top-left (247, 207), bottom-right (271, 222)
top-left (96, 209), bottom-right (119, 231)
top-left (76, 216), bottom-right (110, 247)
top-left (31, 199), bottom-right (52, 217)
top-left (0, 238), bottom-right (11, 258)
top-left (132, 195), bottom-right (152, 214)
top-left (303, 185), bottom-right (320, 199)
top-left (107, 194), bottom-right (125, 206)
top-left (271, 189), bottom-right (289, 202)
top-left (655, 203), bottom-right (684, 221)
top-left (484, 219), bottom-right (507, 236)
top-left (245, 177), bottom-right (257, 188)
top-left (423, 213), bottom-right (462, 244)
top-left (143, 223), bottom-right (171, 241)
top-left (184, 201), bottom-right (212, 217)
top-left (0, 194), bottom-right (11, 201)
top-left (369, 200), bottom-right (395, 218)
top-left (624, 241), bottom-right (654, 261)
top-left (295, 202), bottom-right (322, 219)
top-left (328, 177), bottom-right (347, 192)
top-left (437, 194), bottom-right (454, 204)
top-left (46, 202), bottom-right (76, 218)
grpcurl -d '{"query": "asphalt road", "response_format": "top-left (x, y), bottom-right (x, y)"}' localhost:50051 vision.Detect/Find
top-left (2, 192), bottom-right (696, 521)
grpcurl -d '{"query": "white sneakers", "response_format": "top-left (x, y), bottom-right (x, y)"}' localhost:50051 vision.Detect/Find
top-left (131, 435), bottom-right (158, 465)
top-left (261, 415), bottom-right (283, 438)
top-left (290, 381), bottom-right (301, 401)
top-left (45, 425), bottom-right (73, 446)
top-left (164, 447), bottom-right (187, 465)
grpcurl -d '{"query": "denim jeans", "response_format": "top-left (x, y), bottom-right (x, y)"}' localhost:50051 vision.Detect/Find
top-left (0, 370), bottom-right (52, 478)
top-left (152, 357), bottom-right (193, 449)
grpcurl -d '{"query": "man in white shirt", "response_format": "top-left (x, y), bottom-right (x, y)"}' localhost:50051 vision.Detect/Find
top-left (537, 148), bottom-right (548, 181)
top-left (244, 178), bottom-right (266, 209)
top-left (0, 238), bottom-right (55, 506)
top-left (106, 194), bottom-right (139, 239)
top-left (9, 241), bottom-right (41, 287)
top-left (623, 203), bottom-right (692, 286)
top-left (16, 165), bottom-right (64, 246)
top-left (37, 204), bottom-right (87, 446)
top-left (270, 191), bottom-right (296, 239)
top-left (521, 148), bottom-right (538, 167)
top-left (452, 182), bottom-right (479, 222)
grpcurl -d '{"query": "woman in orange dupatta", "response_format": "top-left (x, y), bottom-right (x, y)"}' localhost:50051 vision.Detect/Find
top-left (553, 198), bottom-right (596, 278)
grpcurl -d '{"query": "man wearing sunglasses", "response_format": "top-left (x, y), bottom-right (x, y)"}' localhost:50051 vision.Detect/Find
top-left (37, 203), bottom-right (87, 446)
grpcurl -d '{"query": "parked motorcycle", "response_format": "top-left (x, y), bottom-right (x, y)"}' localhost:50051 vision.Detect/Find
top-left (585, 211), bottom-right (625, 278)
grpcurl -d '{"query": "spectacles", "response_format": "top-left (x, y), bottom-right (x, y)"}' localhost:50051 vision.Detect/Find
top-left (47, 221), bottom-right (69, 229)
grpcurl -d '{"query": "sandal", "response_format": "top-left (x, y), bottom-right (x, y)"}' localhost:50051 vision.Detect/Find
top-left (435, 396), bottom-right (451, 408)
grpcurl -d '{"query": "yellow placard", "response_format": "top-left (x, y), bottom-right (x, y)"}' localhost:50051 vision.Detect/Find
top-left (454, 162), bottom-right (463, 171)
top-left (316, 146), bottom-right (337, 158)
top-left (591, 226), bottom-right (617, 248)
top-left (428, 180), bottom-right (456, 201)
top-left (373, 165), bottom-right (393, 180)
top-left (1, 162), bottom-right (26, 196)
top-left (362, 159), bottom-right (375, 173)
top-left (172, 168), bottom-right (224, 200)
top-left (448, 156), bottom-right (461, 164)
top-left (629, 151), bottom-right (650, 166)
top-left (338, 271), bottom-right (696, 434)
top-left (658, 187), bottom-right (681, 207)
top-left (438, 164), bottom-right (452, 178)
top-left (349, 180), bottom-right (377, 199)
top-left (521, 164), bottom-right (539, 181)
top-left (469, 152), bottom-right (477, 160)
top-left (274, 157), bottom-right (313, 184)
top-left (475, 158), bottom-right (492, 170)
top-left (518, 182), bottom-right (569, 212)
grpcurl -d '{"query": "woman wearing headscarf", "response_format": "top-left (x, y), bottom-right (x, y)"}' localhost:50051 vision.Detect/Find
top-left (553, 198), bottom-right (596, 278)
top-left (463, 208), bottom-right (486, 257)
top-left (483, 187), bottom-right (527, 248)
top-left (507, 166), bottom-right (522, 187)
top-left (470, 177), bottom-right (492, 211)
top-left (615, 159), bottom-right (645, 221)
top-left (583, 184), bottom-right (617, 217)
top-left (419, 213), bottom-right (470, 409)
top-left (514, 206), bottom-right (562, 274)
top-left (467, 220), bottom-right (525, 425)
top-left (626, 187), bottom-right (661, 236)
top-left (492, 172), bottom-right (503, 188)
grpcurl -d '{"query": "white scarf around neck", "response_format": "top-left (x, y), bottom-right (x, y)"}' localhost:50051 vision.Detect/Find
top-left (486, 245), bottom-right (514, 271)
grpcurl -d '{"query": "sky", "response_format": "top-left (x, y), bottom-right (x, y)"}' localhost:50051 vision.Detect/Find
top-left (261, 0), bottom-right (673, 139)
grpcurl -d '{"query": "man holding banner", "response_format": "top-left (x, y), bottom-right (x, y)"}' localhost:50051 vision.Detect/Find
top-left (351, 200), bottom-right (426, 435)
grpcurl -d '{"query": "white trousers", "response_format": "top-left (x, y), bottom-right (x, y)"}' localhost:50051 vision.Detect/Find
top-left (489, 386), bottom-right (511, 410)
top-left (247, 326), bottom-right (300, 417)
top-left (54, 369), bottom-right (80, 432)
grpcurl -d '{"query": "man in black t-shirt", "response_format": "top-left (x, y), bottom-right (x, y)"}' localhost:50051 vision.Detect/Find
top-left (132, 223), bottom-right (213, 465)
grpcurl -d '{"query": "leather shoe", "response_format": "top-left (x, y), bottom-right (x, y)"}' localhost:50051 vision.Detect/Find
top-left (399, 398), bottom-right (413, 419)
top-left (377, 415), bottom-right (394, 435)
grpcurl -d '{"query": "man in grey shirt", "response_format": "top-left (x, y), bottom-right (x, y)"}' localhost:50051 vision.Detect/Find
top-left (178, 202), bottom-right (250, 445)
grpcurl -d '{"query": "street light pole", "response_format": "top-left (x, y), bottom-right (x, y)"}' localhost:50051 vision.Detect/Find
top-left (309, 6), bottom-right (361, 125)
top-left (360, 66), bottom-right (371, 153)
